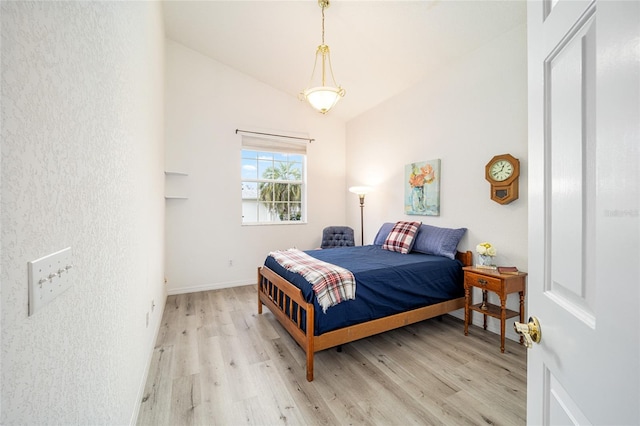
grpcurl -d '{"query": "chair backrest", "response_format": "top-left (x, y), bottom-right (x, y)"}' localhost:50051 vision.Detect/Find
top-left (321, 226), bottom-right (355, 248)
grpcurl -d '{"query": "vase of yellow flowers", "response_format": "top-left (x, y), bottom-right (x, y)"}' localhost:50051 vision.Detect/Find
top-left (476, 242), bottom-right (496, 267)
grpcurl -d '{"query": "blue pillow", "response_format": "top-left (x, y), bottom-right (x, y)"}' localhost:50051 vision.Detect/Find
top-left (412, 224), bottom-right (467, 260)
top-left (373, 222), bottom-right (395, 245)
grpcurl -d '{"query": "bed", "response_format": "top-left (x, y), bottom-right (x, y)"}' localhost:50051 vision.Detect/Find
top-left (257, 221), bottom-right (471, 381)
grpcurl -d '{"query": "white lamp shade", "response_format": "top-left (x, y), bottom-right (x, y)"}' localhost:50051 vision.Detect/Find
top-left (304, 86), bottom-right (344, 114)
top-left (349, 186), bottom-right (372, 196)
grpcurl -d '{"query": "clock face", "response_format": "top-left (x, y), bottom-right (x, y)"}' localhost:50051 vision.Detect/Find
top-left (489, 160), bottom-right (514, 182)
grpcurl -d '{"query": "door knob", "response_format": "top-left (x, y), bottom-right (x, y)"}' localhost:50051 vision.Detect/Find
top-left (514, 316), bottom-right (541, 348)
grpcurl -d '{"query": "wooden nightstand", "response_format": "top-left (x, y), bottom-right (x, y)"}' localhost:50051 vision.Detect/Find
top-left (463, 266), bottom-right (527, 353)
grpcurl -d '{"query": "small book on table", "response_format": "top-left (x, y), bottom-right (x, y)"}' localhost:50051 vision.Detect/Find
top-left (497, 266), bottom-right (519, 275)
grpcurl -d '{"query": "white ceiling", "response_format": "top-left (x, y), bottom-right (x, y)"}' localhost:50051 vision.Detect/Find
top-left (163, 0), bottom-right (527, 121)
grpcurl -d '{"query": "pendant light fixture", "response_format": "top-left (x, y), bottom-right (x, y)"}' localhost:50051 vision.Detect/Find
top-left (299, 0), bottom-right (346, 114)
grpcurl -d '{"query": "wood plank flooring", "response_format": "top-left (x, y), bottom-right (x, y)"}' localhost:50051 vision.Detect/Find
top-left (137, 285), bottom-right (527, 425)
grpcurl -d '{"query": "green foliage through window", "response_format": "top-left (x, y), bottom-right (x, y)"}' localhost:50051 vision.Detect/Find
top-left (241, 149), bottom-right (305, 223)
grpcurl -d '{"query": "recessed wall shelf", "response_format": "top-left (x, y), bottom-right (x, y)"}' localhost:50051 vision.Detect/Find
top-left (164, 170), bottom-right (189, 199)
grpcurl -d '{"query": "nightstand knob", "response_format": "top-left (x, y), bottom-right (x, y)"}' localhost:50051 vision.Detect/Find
top-left (514, 316), bottom-right (542, 348)
top-left (478, 278), bottom-right (487, 286)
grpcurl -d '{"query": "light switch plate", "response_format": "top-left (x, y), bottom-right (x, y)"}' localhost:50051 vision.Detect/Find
top-left (28, 247), bottom-right (73, 316)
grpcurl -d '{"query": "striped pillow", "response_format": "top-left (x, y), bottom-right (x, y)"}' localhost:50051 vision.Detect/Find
top-left (382, 221), bottom-right (422, 254)
top-left (412, 224), bottom-right (467, 260)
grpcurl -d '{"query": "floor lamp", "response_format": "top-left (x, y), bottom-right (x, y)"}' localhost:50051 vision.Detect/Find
top-left (349, 186), bottom-right (372, 246)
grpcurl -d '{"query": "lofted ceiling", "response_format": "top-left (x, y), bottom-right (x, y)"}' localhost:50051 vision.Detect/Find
top-left (162, 0), bottom-right (527, 121)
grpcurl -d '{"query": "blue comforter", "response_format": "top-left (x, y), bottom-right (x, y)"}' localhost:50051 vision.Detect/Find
top-left (263, 245), bottom-right (464, 335)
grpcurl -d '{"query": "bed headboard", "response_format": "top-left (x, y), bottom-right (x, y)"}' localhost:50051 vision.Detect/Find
top-left (455, 250), bottom-right (473, 267)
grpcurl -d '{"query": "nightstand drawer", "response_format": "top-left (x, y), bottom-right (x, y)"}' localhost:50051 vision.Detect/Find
top-left (465, 272), bottom-right (502, 292)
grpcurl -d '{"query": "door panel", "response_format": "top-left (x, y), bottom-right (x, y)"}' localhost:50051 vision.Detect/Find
top-left (546, 370), bottom-right (591, 425)
top-left (547, 6), bottom-right (596, 325)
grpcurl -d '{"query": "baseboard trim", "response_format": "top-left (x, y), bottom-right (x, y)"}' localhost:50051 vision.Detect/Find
top-left (167, 279), bottom-right (255, 295)
top-left (129, 294), bottom-right (167, 426)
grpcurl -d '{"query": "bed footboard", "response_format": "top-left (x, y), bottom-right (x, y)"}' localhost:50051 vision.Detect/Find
top-left (257, 266), bottom-right (316, 381)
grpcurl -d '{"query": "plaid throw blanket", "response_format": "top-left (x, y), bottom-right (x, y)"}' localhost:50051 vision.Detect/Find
top-left (269, 249), bottom-right (356, 313)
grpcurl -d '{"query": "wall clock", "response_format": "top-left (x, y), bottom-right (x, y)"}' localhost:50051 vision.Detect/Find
top-left (485, 154), bottom-right (520, 204)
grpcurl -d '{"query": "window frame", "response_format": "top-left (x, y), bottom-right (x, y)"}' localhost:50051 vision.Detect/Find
top-left (241, 136), bottom-right (307, 226)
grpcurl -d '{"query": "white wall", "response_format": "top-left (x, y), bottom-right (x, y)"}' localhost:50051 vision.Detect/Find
top-left (346, 25), bottom-right (528, 339)
top-left (164, 40), bottom-right (347, 295)
top-left (1, 2), bottom-right (165, 424)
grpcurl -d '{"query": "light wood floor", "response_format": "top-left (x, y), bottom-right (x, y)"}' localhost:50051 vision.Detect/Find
top-left (137, 285), bottom-right (527, 425)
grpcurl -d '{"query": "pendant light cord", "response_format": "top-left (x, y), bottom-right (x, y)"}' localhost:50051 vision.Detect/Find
top-left (321, 4), bottom-right (325, 45)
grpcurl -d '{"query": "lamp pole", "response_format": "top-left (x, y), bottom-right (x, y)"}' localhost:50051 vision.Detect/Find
top-left (349, 186), bottom-right (372, 246)
top-left (358, 194), bottom-right (365, 246)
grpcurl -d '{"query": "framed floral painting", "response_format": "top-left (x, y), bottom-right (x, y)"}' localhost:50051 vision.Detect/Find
top-left (404, 159), bottom-right (441, 216)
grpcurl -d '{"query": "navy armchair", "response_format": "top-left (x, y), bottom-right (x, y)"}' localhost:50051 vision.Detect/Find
top-left (320, 226), bottom-right (355, 249)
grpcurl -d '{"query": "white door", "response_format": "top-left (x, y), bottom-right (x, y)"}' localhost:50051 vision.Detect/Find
top-left (527, 0), bottom-right (639, 424)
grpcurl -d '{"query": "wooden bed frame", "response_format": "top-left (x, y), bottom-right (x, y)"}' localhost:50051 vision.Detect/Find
top-left (257, 250), bottom-right (473, 381)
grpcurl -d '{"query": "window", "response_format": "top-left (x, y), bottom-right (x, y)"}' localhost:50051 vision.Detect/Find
top-left (241, 136), bottom-right (306, 224)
